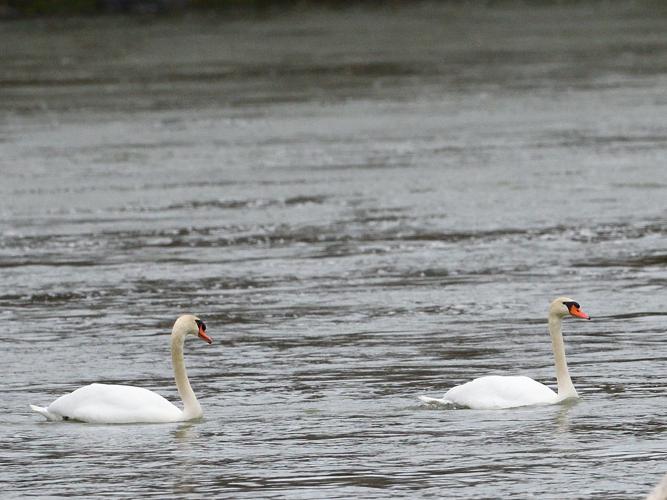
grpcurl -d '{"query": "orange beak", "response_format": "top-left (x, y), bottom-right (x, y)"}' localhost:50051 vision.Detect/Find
top-left (568, 304), bottom-right (590, 320)
top-left (198, 324), bottom-right (212, 344)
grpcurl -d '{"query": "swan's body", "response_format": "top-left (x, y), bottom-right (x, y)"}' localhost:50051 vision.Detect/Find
top-left (31, 383), bottom-right (185, 423)
top-left (419, 297), bottom-right (590, 410)
top-left (30, 314), bottom-right (212, 424)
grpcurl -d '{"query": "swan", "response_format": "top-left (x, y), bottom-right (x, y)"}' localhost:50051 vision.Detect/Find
top-left (418, 297), bottom-right (590, 410)
top-left (30, 314), bottom-right (212, 423)
top-left (647, 472), bottom-right (667, 500)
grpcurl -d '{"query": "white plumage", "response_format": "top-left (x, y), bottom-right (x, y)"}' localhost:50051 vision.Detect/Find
top-left (30, 314), bottom-right (212, 424)
top-left (419, 297), bottom-right (590, 410)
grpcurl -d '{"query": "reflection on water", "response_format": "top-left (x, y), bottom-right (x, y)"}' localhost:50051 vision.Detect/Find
top-left (171, 423), bottom-right (200, 497)
top-left (1, 2), bottom-right (667, 499)
top-left (553, 399), bottom-right (579, 434)
top-left (173, 422), bottom-right (199, 441)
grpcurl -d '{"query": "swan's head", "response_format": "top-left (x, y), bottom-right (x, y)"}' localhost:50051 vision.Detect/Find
top-left (550, 297), bottom-right (590, 320)
top-left (173, 314), bottom-right (212, 344)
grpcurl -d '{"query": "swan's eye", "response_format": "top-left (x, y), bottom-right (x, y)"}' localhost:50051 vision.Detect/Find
top-left (563, 301), bottom-right (580, 310)
top-left (195, 319), bottom-right (206, 331)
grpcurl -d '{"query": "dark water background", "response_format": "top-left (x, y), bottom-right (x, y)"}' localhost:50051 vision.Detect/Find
top-left (1, 3), bottom-right (667, 498)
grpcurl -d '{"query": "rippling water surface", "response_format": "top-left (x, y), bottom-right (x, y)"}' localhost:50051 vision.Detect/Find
top-left (2, 3), bottom-right (667, 498)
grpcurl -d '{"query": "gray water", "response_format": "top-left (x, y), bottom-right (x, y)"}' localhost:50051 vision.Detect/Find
top-left (1, 3), bottom-right (667, 498)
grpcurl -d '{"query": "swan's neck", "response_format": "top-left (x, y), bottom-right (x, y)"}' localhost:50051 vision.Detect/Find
top-left (548, 315), bottom-right (578, 399)
top-left (171, 333), bottom-right (202, 420)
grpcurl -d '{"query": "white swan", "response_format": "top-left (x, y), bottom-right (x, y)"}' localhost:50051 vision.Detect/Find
top-left (30, 314), bottom-right (212, 423)
top-left (419, 297), bottom-right (590, 409)
top-left (647, 472), bottom-right (667, 500)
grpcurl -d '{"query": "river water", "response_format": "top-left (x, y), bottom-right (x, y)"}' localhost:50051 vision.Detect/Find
top-left (1, 3), bottom-right (667, 498)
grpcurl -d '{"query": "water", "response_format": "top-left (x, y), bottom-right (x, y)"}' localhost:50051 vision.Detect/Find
top-left (1, 3), bottom-right (667, 498)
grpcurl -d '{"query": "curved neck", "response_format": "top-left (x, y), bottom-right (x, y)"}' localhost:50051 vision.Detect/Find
top-left (171, 332), bottom-right (202, 420)
top-left (548, 314), bottom-right (578, 399)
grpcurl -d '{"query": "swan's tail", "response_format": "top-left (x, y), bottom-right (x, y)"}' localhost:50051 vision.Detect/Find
top-left (30, 405), bottom-right (62, 421)
top-left (418, 395), bottom-right (450, 405)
